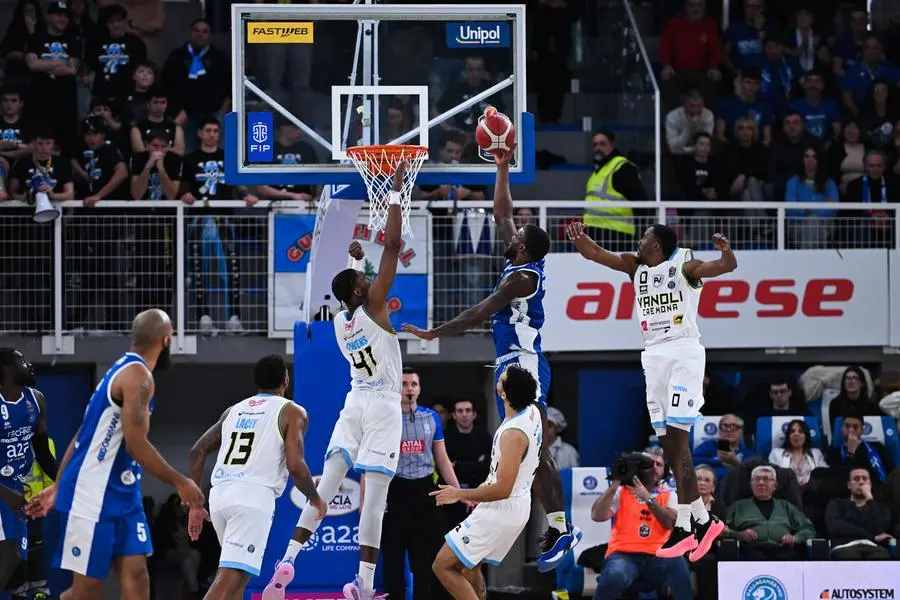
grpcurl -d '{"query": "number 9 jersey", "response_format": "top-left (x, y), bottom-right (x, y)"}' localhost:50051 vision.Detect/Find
top-left (334, 306), bottom-right (402, 395)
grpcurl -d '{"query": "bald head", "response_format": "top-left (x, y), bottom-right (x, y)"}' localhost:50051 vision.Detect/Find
top-left (131, 309), bottom-right (173, 350)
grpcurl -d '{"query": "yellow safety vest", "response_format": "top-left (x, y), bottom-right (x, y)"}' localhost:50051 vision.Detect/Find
top-left (23, 438), bottom-right (56, 502)
top-left (584, 155), bottom-right (636, 235)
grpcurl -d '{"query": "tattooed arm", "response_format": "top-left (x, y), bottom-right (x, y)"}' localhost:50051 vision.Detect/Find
top-left (31, 390), bottom-right (58, 481)
top-left (187, 409), bottom-right (229, 488)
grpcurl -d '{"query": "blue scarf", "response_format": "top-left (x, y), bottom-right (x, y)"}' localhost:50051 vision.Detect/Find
top-left (187, 43), bottom-right (209, 80)
top-left (861, 175), bottom-right (887, 204)
top-left (841, 440), bottom-right (887, 481)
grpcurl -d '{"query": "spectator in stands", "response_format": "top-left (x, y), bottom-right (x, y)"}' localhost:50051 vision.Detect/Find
top-left (825, 467), bottom-right (893, 559)
top-left (254, 0), bottom-right (313, 125)
top-left (759, 34), bottom-right (803, 117)
top-left (546, 407), bottom-right (579, 469)
top-left (742, 375), bottom-right (811, 438)
top-left (722, 117), bottom-right (771, 222)
top-left (90, 96), bottom-right (129, 152)
top-left (768, 419), bottom-right (828, 489)
top-left (722, 0), bottom-right (777, 75)
top-left (437, 55), bottom-right (504, 136)
top-left (826, 413), bottom-right (894, 482)
top-left (583, 130), bottom-right (646, 252)
top-left (430, 401), bottom-right (450, 431)
top-left (674, 132), bottom-right (720, 244)
top-left (72, 115), bottom-right (129, 206)
top-left (130, 129), bottom-right (181, 201)
top-left (256, 121), bottom-right (319, 203)
top-left (832, 8), bottom-right (869, 79)
top-left (785, 145), bottom-right (838, 248)
top-left (829, 367), bottom-right (882, 421)
top-left (162, 19), bottom-right (230, 153)
top-left (659, 0), bottom-right (721, 108)
top-left (665, 89), bottom-right (715, 155)
top-left (786, 7), bottom-right (829, 74)
top-left (590, 453), bottom-right (693, 600)
top-left (840, 35), bottom-right (900, 116)
top-left (85, 4), bottom-right (147, 104)
top-left (645, 447), bottom-right (674, 489)
top-left (442, 398), bottom-right (493, 528)
top-left (724, 464), bottom-right (815, 559)
top-left (828, 119), bottom-right (866, 197)
top-left (789, 68), bottom-right (842, 141)
top-left (858, 80), bottom-right (900, 153)
top-left (531, 0), bottom-right (578, 124)
top-left (715, 67), bottom-right (773, 146)
top-left (0, 86), bottom-right (31, 164)
top-left (695, 465), bottom-right (727, 516)
top-left (26, 1), bottom-right (81, 157)
top-left (418, 134), bottom-right (484, 204)
top-left (126, 61), bottom-right (182, 126)
top-left (7, 124), bottom-right (74, 204)
top-left (770, 111), bottom-right (822, 200)
top-left (692, 414), bottom-right (750, 481)
top-left (0, 0), bottom-right (44, 85)
top-left (842, 150), bottom-right (900, 248)
top-left (130, 85), bottom-right (184, 155)
top-left (703, 370), bottom-right (735, 416)
top-left (67, 0), bottom-right (98, 45)
top-left (692, 465), bottom-right (722, 600)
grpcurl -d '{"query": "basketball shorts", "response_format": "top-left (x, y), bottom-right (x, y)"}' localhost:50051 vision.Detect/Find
top-left (326, 389), bottom-right (402, 478)
top-left (641, 339), bottom-right (706, 436)
top-left (495, 352), bottom-right (550, 416)
top-left (209, 483), bottom-right (277, 577)
top-left (0, 500), bottom-right (27, 558)
top-left (53, 508), bottom-right (152, 580)
top-left (444, 495), bottom-right (530, 568)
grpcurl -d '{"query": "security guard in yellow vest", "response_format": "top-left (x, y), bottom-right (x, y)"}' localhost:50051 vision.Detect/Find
top-left (9, 438), bottom-right (55, 600)
top-left (585, 131), bottom-right (648, 252)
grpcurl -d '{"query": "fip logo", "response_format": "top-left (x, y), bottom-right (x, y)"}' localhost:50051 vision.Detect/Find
top-left (247, 112), bottom-right (273, 162)
top-left (742, 575), bottom-right (788, 600)
top-left (446, 22), bottom-right (510, 48)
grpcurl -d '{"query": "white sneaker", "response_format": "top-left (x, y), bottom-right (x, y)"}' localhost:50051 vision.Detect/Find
top-left (226, 315), bottom-right (244, 333)
top-left (199, 315), bottom-right (213, 334)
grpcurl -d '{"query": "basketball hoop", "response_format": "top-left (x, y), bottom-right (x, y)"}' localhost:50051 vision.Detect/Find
top-left (346, 144), bottom-right (428, 235)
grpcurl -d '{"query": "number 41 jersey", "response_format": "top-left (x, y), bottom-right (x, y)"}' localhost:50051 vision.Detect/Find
top-left (334, 306), bottom-right (402, 395)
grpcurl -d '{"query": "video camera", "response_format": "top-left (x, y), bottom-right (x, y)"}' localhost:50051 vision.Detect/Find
top-left (609, 452), bottom-right (654, 487)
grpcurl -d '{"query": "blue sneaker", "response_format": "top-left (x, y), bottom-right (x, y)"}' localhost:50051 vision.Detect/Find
top-left (537, 522), bottom-right (583, 572)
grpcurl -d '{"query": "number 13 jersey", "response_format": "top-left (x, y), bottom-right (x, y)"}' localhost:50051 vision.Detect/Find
top-left (334, 306), bottom-right (402, 395)
top-left (211, 394), bottom-right (293, 493)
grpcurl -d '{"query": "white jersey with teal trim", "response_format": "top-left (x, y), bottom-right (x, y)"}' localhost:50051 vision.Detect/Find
top-left (485, 403), bottom-right (542, 500)
top-left (333, 306), bottom-right (402, 394)
top-left (633, 248), bottom-right (703, 347)
top-left (211, 394), bottom-right (293, 494)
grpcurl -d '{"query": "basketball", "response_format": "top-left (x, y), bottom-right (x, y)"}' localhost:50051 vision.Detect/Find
top-left (475, 106), bottom-right (515, 153)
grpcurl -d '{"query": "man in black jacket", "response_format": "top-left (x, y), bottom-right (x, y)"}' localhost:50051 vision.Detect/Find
top-left (841, 150), bottom-right (900, 248)
top-left (826, 414), bottom-right (895, 482)
top-left (442, 399), bottom-right (493, 529)
top-left (769, 111), bottom-right (822, 201)
top-left (825, 467), bottom-right (892, 559)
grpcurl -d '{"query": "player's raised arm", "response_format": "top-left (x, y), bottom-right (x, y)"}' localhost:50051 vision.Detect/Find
top-left (118, 366), bottom-right (204, 508)
top-left (367, 160), bottom-right (408, 315)
top-left (187, 408), bottom-right (229, 488)
top-left (493, 145), bottom-right (517, 247)
top-left (682, 233), bottom-right (737, 281)
top-left (431, 429), bottom-right (528, 504)
top-left (281, 403), bottom-right (327, 518)
top-left (566, 221), bottom-right (638, 276)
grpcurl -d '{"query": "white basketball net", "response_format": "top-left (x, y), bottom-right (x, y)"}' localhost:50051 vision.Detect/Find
top-left (346, 145), bottom-right (428, 236)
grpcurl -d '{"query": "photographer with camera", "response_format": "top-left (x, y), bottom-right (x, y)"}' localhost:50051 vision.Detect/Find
top-left (589, 453), bottom-right (693, 600)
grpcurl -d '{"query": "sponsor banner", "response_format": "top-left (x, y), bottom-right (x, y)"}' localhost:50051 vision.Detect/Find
top-left (567, 468), bottom-right (610, 563)
top-left (247, 112), bottom-right (273, 162)
top-left (891, 252), bottom-right (900, 347)
top-left (543, 250), bottom-right (890, 351)
top-left (446, 22), bottom-right (511, 48)
top-left (247, 22), bottom-right (314, 44)
top-left (718, 561), bottom-right (900, 599)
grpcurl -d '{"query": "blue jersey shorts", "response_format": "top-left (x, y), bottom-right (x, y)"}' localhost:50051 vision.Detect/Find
top-left (0, 501), bottom-right (27, 558)
top-left (52, 508), bottom-right (153, 580)
top-left (494, 352), bottom-right (550, 417)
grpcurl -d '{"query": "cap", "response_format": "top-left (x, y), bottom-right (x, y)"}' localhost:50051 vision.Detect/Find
top-left (47, 1), bottom-right (70, 16)
top-left (82, 115), bottom-right (108, 135)
top-left (546, 407), bottom-right (567, 431)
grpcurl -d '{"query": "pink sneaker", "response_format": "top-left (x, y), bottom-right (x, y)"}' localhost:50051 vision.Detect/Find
top-left (655, 526), bottom-right (699, 558)
top-left (261, 561), bottom-right (295, 600)
top-left (689, 516), bottom-right (726, 562)
top-left (343, 575), bottom-right (386, 600)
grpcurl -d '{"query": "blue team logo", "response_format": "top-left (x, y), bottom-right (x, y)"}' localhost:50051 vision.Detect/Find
top-left (197, 160), bottom-right (222, 196)
top-left (0, 128), bottom-right (19, 143)
top-left (743, 575), bottom-right (787, 600)
top-left (863, 421), bottom-right (873, 436)
top-left (100, 43), bottom-right (129, 75)
top-left (278, 152), bottom-right (301, 165)
top-left (247, 544), bottom-right (255, 554)
top-left (704, 422), bottom-right (718, 436)
top-left (583, 476), bottom-right (598, 490)
top-left (72, 547), bottom-right (81, 557)
top-left (45, 41), bottom-right (68, 59)
top-left (247, 111), bottom-right (273, 162)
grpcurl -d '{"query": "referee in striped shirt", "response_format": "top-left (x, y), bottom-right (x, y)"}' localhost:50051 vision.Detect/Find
top-left (379, 366), bottom-right (461, 600)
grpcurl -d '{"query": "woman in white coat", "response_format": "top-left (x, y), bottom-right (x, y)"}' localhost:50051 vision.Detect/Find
top-left (767, 419), bottom-right (828, 490)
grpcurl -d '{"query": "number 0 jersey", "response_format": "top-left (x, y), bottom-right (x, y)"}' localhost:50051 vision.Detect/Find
top-left (334, 306), bottom-right (402, 395)
top-left (485, 403), bottom-right (542, 500)
top-left (211, 394), bottom-right (293, 494)
top-left (633, 248), bottom-right (703, 347)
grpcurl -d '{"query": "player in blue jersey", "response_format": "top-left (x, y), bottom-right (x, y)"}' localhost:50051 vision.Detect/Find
top-left (26, 309), bottom-right (205, 600)
top-left (0, 349), bottom-right (56, 591)
top-left (402, 147), bottom-right (582, 572)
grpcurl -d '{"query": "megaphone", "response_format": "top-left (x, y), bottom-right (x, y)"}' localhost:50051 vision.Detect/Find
top-left (32, 191), bottom-right (60, 224)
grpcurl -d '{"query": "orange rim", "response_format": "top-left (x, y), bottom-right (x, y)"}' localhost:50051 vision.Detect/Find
top-left (346, 144), bottom-right (429, 176)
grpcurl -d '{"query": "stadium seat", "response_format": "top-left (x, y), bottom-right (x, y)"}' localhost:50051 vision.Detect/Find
top-left (819, 388), bottom-right (840, 441)
top-left (754, 416), bottom-right (823, 456)
top-left (556, 467), bottom-right (611, 597)
top-left (689, 415), bottom-right (723, 450)
top-left (831, 416), bottom-right (900, 467)
top-left (718, 459), bottom-right (803, 509)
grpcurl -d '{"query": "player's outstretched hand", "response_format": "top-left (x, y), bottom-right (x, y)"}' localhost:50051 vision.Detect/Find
top-left (392, 159), bottom-right (409, 191)
top-left (176, 477), bottom-right (205, 509)
top-left (311, 494), bottom-right (328, 520)
top-left (187, 505), bottom-right (209, 541)
top-left (25, 484), bottom-right (57, 519)
top-left (430, 484), bottom-right (463, 506)
top-left (401, 324), bottom-right (437, 340)
top-left (348, 241), bottom-right (365, 261)
top-left (493, 143), bottom-right (517, 166)
top-left (711, 233), bottom-right (730, 251)
top-left (566, 221), bottom-right (587, 241)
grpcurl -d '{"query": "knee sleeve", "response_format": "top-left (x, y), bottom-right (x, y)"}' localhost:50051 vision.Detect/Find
top-left (297, 453), bottom-right (347, 533)
top-left (358, 472), bottom-right (391, 549)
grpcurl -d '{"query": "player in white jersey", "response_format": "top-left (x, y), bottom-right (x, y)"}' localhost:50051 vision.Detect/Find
top-left (567, 223), bottom-right (736, 562)
top-left (184, 355), bottom-right (326, 600)
top-left (429, 365), bottom-right (542, 600)
top-left (263, 162), bottom-right (408, 600)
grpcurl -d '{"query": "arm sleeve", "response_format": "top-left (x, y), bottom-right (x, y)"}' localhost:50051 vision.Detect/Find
top-left (432, 410), bottom-right (444, 442)
top-left (785, 177), bottom-right (799, 201)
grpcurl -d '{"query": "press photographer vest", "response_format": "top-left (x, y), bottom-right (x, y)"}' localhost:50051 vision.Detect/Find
top-left (606, 487), bottom-right (672, 556)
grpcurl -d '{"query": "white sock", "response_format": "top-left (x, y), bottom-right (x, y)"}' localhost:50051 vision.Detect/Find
top-left (690, 497), bottom-right (710, 525)
top-left (547, 511), bottom-right (568, 534)
top-left (282, 539), bottom-right (302, 564)
top-left (675, 504), bottom-right (692, 530)
top-left (359, 561), bottom-right (376, 593)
